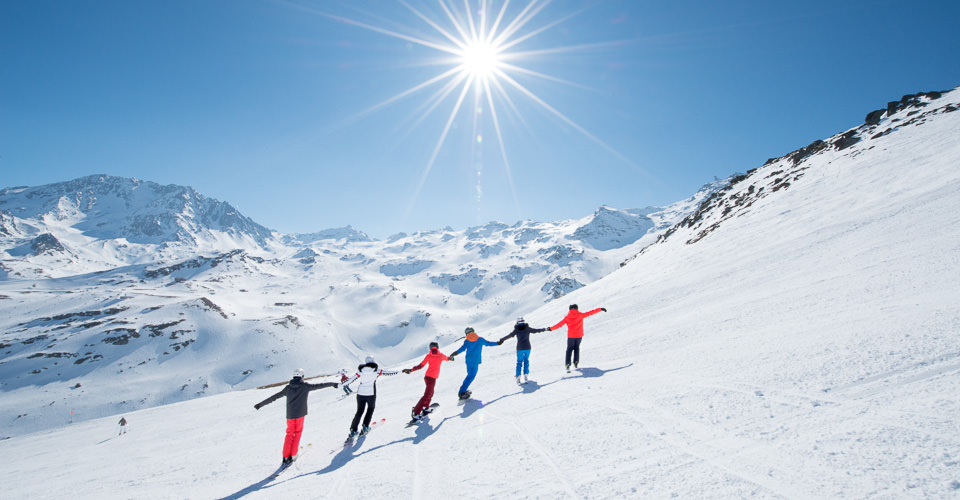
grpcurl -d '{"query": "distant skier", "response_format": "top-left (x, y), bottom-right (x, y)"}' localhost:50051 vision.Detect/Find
top-left (548, 304), bottom-right (607, 371)
top-left (117, 416), bottom-right (127, 436)
top-left (254, 368), bottom-right (338, 466)
top-left (339, 369), bottom-right (353, 396)
top-left (449, 327), bottom-right (500, 399)
top-left (342, 356), bottom-right (399, 439)
top-left (402, 342), bottom-right (453, 421)
top-left (498, 317), bottom-right (549, 384)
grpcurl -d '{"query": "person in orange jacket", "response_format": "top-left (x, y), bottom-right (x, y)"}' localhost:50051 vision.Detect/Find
top-left (548, 304), bottom-right (607, 371)
top-left (402, 342), bottom-right (453, 420)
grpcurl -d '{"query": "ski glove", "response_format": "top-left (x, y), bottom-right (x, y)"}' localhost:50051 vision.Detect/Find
top-left (601, 307), bottom-right (607, 312)
top-left (497, 339), bottom-right (504, 345)
top-left (254, 403), bottom-right (262, 410)
top-left (402, 369), bottom-right (412, 374)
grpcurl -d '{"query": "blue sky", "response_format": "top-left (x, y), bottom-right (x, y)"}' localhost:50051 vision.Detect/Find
top-left (2, 0), bottom-right (958, 238)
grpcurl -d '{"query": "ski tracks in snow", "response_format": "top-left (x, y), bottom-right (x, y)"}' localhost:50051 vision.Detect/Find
top-left (545, 375), bottom-right (810, 499)
top-left (480, 405), bottom-right (580, 499)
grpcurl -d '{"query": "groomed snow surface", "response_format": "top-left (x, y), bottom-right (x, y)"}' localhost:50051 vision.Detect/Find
top-left (2, 93), bottom-right (960, 498)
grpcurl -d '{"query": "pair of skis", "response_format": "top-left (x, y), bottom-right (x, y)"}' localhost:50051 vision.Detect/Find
top-left (268, 443), bottom-right (312, 479)
top-left (334, 417), bottom-right (387, 452)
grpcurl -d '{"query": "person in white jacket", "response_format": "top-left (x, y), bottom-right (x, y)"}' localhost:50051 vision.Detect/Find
top-left (342, 356), bottom-right (399, 438)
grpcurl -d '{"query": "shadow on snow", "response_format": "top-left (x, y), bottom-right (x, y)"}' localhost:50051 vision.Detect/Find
top-left (219, 364), bottom-right (631, 498)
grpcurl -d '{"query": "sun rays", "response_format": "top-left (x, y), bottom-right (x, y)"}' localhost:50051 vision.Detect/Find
top-left (297, 0), bottom-right (637, 227)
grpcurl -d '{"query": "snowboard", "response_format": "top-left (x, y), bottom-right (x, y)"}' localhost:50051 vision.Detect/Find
top-left (405, 403), bottom-right (439, 427)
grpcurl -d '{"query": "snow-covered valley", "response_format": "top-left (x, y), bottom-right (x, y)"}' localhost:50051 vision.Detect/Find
top-left (1, 88), bottom-right (959, 498)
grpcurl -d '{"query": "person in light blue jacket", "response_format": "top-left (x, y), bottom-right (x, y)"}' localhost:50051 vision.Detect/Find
top-left (449, 327), bottom-right (500, 399)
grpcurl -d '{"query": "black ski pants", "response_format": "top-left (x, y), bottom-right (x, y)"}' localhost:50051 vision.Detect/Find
top-left (565, 337), bottom-right (582, 366)
top-left (351, 394), bottom-right (376, 432)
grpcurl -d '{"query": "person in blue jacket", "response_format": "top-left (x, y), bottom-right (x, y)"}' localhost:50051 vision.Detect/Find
top-left (449, 327), bottom-right (500, 399)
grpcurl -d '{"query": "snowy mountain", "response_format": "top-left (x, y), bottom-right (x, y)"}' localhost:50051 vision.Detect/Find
top-left (0, 86), bottom-right (957, 498)
top-left (0, 175), bottom-right (274, 246)
top-left (0, 172), bottom-right (717, 439)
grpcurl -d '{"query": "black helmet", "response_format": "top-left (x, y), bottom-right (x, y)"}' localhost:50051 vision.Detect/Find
top-left (464, 327), bottom-right (475, 334)
top-left (569, 304), bottom-right (579, 310)
top-left (429, 341), bottom-right (439, 349)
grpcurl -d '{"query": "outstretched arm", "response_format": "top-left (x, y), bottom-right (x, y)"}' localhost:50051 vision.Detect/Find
top-left (584, 308), bottom-right (604, 318)
top-left (408, 356), bottom-right (429, 372)
top-left (308, 381), bottom-right (338, 391)
top-left (254, 387), bottom-right (286, 410)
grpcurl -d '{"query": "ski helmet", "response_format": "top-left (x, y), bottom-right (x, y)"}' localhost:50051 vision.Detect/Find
top-left (464, 327), bottom-right (475, 334)
top-left (293, 368), bottom-right (305, 379)
top-left (365, 356), bottom-right (375, 364)
top-left (429, 341), bottom-right (439, 350)
top-left (569, 304), bottom-right (579, 310)
top-left (516, 317), bottom-right (525, 324)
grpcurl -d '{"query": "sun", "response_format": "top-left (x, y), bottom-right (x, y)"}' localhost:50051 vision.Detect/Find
top-left (303, 0), bottom-right (637, 226)
top-left (459, 40), bottom-right (502, 79)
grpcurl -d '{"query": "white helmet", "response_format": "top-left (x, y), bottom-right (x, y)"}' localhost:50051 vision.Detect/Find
top-left (293, 368), bottom-right (305, 379)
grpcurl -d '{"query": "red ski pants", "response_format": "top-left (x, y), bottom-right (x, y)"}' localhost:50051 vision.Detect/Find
top-left (413, 376), bottom-right (437, 415)
top-left (283, 417), bottom-right (305, 459)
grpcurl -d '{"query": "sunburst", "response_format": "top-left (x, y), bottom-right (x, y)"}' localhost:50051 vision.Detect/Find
top-left (295, 0), bottom-right (636, 225)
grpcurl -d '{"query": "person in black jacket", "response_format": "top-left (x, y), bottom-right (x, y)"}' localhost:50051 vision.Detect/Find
top-left (498, 317), bottom-right (549, 384)
top-left (255, 368), bottom-right (337, 465)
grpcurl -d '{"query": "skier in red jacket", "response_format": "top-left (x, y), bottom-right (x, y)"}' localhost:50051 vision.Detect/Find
top-left (548, 304), bottom-right (607, 371)
top-left (403, 342), bottom-right (453, 420)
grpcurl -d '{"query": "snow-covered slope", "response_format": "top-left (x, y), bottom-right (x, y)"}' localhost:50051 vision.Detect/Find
top-left (0, 174), bottom-right (717, 438)
top-left (0, 87), bottom-right (957, 498)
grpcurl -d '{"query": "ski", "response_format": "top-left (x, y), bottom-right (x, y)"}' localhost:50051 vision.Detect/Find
top-left (329, 393), bottom-right (352, 404)
top-left (360, 417), bottom-right (386, 436)
top-left (268, 462), bottom-right (291, 479)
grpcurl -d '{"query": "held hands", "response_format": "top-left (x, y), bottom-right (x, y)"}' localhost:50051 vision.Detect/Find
top-left (497, 339), bottom-right (504, 345)
top-left (601, 307), bottom-right (607, 312)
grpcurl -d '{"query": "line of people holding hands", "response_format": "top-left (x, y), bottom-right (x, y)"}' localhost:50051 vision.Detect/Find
top-left (255, 304), bottom-right (606, 466)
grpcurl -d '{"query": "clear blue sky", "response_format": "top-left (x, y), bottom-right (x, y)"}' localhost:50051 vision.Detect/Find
top-left (2, 0), bottom-right (958, 238)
